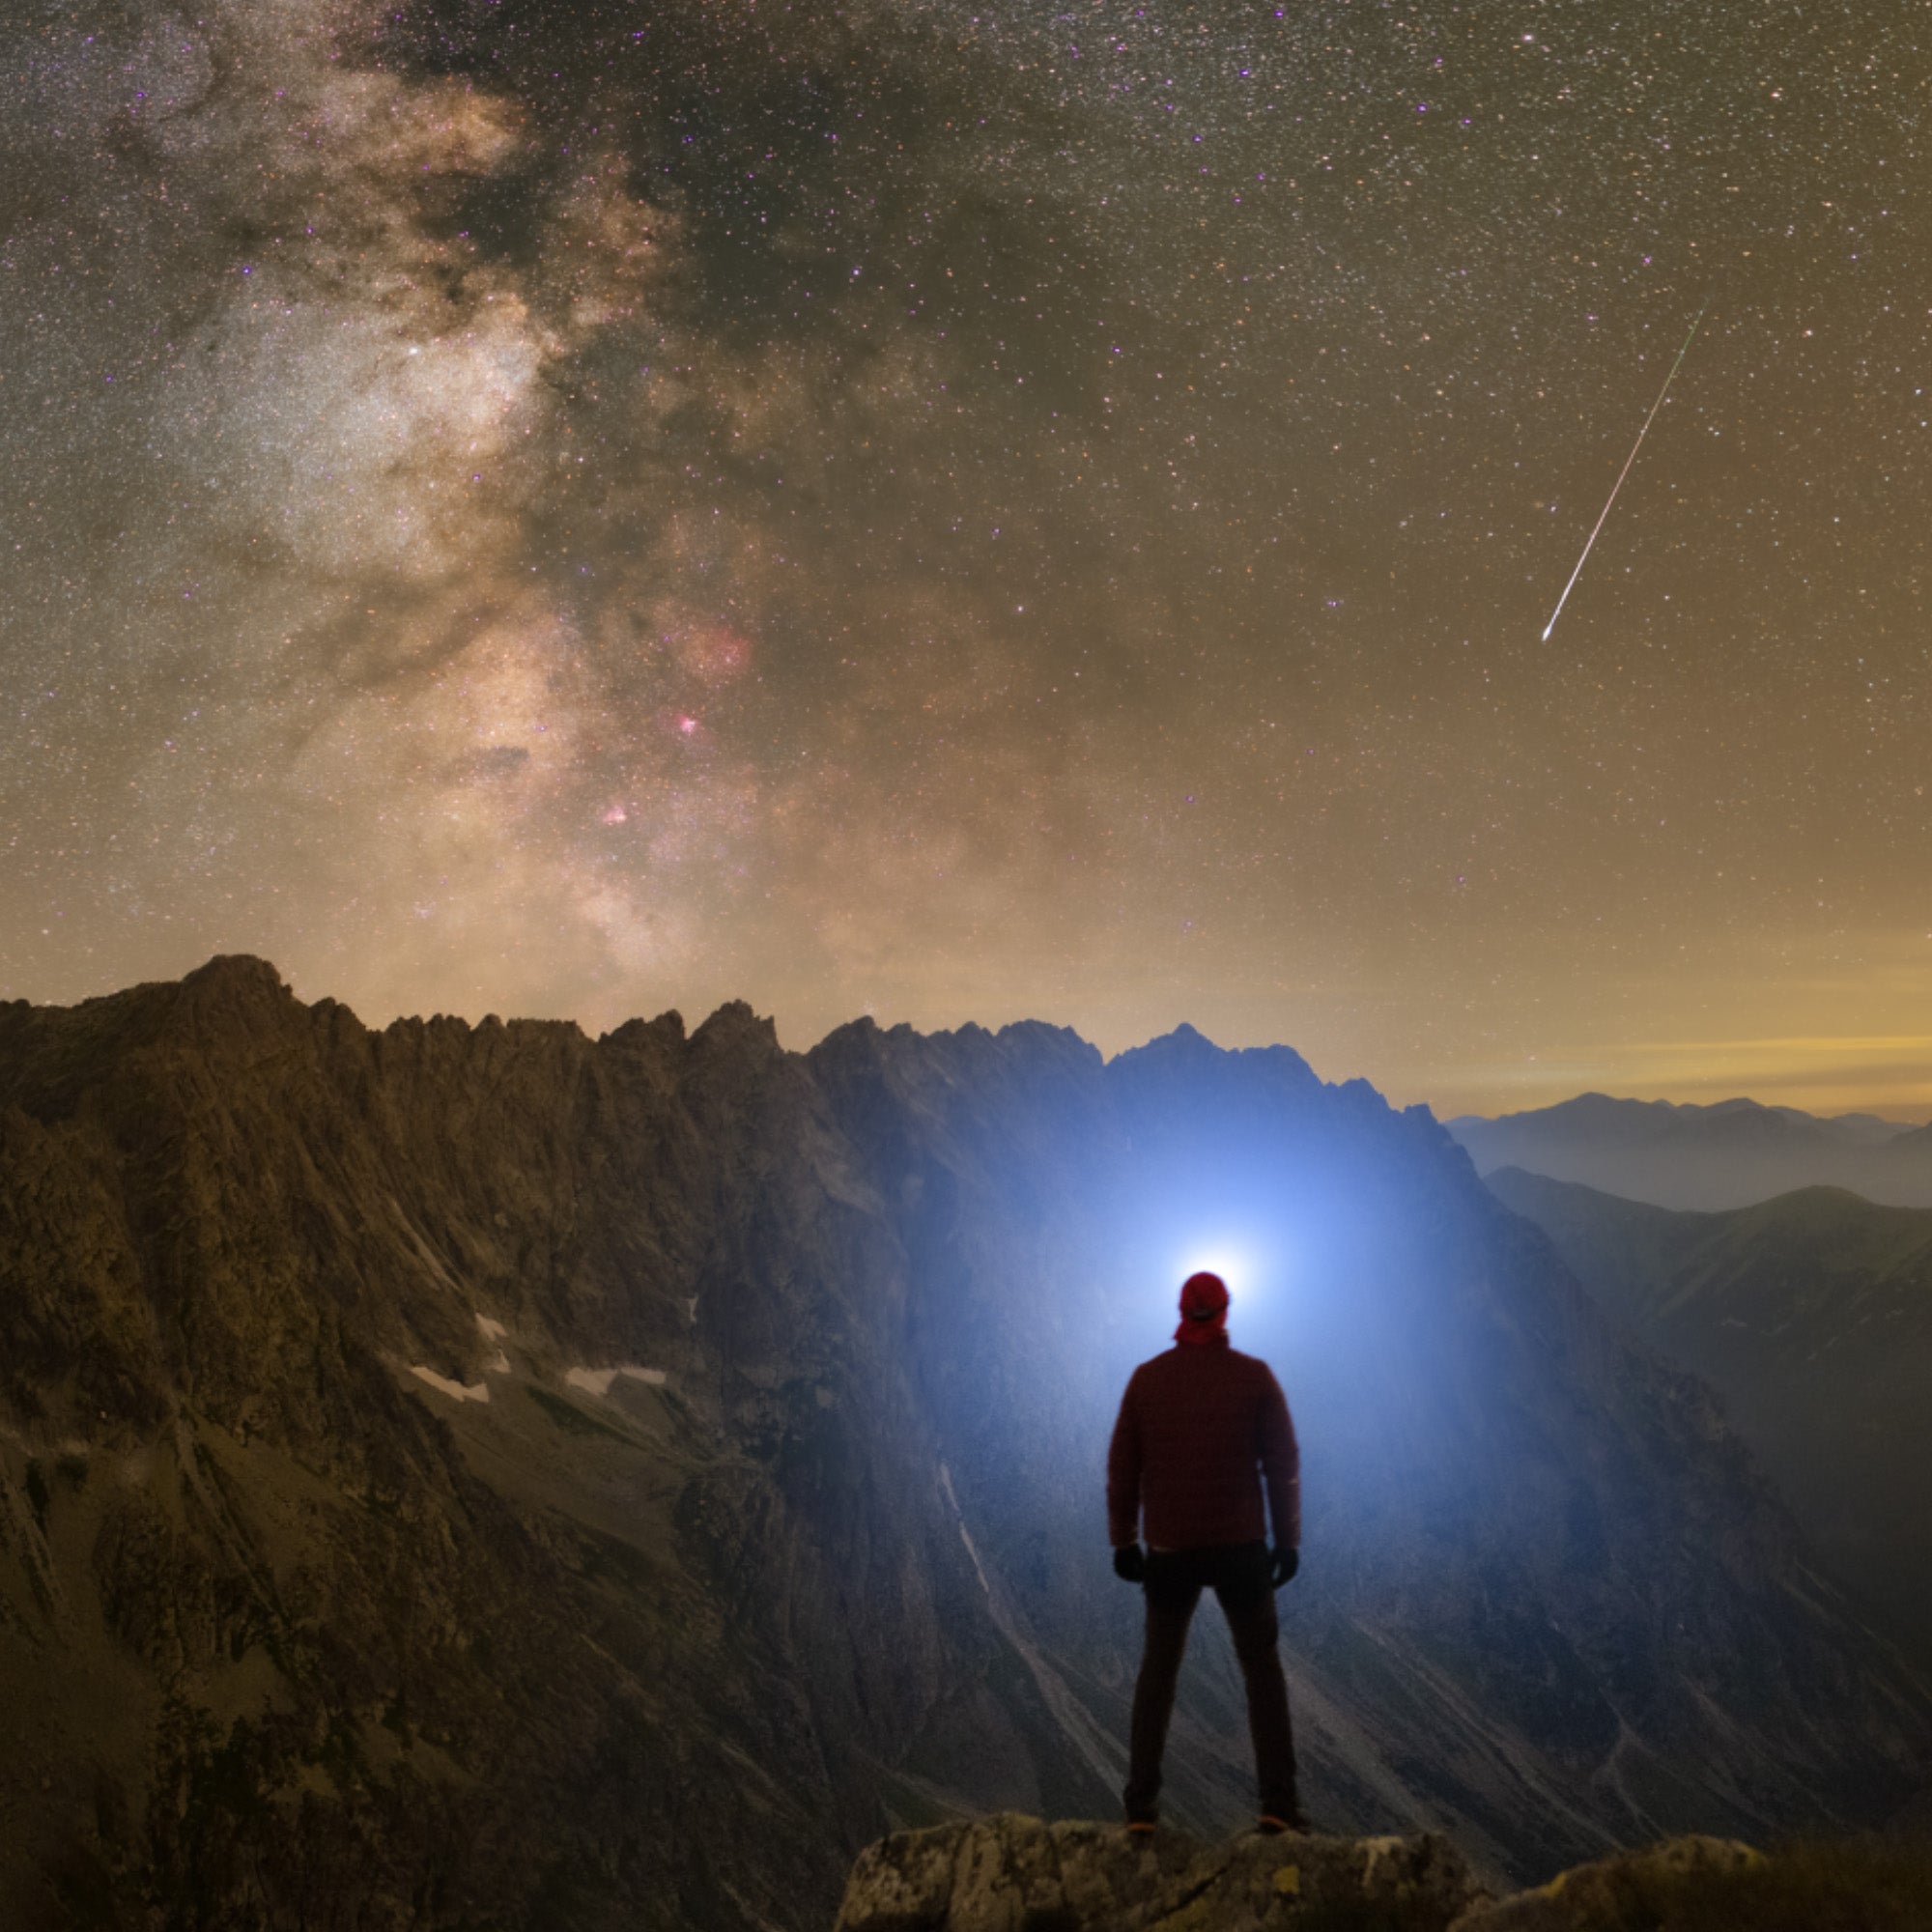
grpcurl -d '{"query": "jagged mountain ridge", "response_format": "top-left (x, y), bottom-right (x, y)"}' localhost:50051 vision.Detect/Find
top-left (1486, 1165), bottom-right (1932, 1658)
top-left (1448, 1094), bottom-right (1932, 1210)
top-left (1, 959), bottom-right (1927, 1929)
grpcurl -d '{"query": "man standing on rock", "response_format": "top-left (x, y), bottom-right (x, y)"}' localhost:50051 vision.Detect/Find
top-left (1107, 1268), bottom-right (1303, 1835)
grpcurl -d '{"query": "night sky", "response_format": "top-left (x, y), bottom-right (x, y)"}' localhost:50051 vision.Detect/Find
top-left (4, 0), bottom-right (1928, 1117)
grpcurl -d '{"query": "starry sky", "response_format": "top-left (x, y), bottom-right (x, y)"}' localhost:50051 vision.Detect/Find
top-left (4, 0), bottom-right (1929, 1118)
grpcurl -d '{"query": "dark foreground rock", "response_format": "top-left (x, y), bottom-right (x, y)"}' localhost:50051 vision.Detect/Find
top-left (837, 1819), bottom-right (1932, 1932)
top-left (1452, 1835), bottom-right (1760, 1929)
top-left (1455, 1831), bottom-right (1932, 1930)
top-left (835, 1813), bottom-right (1489, 1931)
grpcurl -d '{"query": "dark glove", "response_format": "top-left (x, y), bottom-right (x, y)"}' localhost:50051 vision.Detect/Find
top-left (1113, 1544), bottom-right (1147, 1584)
top-left (1270, 1546), bottom-right (1298, 1588)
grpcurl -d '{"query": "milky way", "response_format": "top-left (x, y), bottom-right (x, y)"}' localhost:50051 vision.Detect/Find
top-left (4, 0), bottom-right (1929, 1114)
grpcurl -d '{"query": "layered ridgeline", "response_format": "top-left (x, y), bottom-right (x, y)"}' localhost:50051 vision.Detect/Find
top-left (2, 959), bottom-right (1928, 1928)
top-left (1448, 1094), bottom-right (1932, 1210)
top-left (1488, 1168), bottom-right (1932, 1659)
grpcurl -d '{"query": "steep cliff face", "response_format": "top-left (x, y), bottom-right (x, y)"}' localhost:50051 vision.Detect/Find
top-left (1, 960), bottom-right (1926, 1928)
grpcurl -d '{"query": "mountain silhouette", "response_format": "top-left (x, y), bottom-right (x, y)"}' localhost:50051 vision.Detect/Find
top-left (1449, 1094), bottom-right (1932, 1210)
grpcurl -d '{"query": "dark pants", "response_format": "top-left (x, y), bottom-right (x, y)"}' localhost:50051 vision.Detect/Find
top-left (1123, 1541), bottom-right (1296, 1823)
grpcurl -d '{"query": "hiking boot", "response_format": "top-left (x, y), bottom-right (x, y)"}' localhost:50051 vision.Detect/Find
top-left (1256, 1808), bottom-right (1309, 1835)
top-left (1124, 1817), bottom-right (1158, 1839)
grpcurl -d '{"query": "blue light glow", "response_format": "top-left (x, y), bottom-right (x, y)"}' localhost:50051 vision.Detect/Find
top-left (1174, 1245), bottom-right (1259, 1300)
top-left (1135, 1222), bottom-right (1290, 1339)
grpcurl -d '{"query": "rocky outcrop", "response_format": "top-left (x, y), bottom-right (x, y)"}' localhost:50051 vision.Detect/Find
top-left (835, 1821), bottom-right (1932, 1932)
top-left (2, 957), bottom-right (1930, 1927)
top-left (1453, 1835), bottom-right (1761, 1931)
top-left (834, 1814), bottom-right (1489, 1932)
top-left (1456, 1830), bottom-right (1932, 1929)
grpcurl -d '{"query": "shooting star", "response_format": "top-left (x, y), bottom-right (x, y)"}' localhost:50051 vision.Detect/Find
top-left (1542, 302), bottom-right (1708, 641)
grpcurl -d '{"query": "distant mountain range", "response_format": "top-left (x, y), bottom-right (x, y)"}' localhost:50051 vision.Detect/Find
top-left (1488, 1166), bottom-right (1932, 1653)
top-left (3, 959), bottom-right (1928, 1924)
top-left (1448, 1094), bottom-right (1932, 1209)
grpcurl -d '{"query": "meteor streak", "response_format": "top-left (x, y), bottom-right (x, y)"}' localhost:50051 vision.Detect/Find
top-left (1541, 303), bottom-right (1708, 641)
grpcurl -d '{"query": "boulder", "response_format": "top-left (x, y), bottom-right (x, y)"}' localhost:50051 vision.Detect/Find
top-left (1447, 1835), bottom-right (1762, 1929)
top-left (835, 1813), bottom-right (1491, 1932)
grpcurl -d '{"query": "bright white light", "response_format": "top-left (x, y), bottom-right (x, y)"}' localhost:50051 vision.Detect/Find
top-left (1177, 1248), bottom-right (1253, 1296)
top-left (1113, 1193), bottom-right (1300, 1343)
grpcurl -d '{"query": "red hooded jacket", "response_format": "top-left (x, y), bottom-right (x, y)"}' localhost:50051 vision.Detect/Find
top-left (1106, 1344), bottom-right (1300, 1551)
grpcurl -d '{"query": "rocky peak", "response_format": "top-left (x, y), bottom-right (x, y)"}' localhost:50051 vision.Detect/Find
top-left (1106, 1024), bottom-right (1321, 1110)
top-left (155, 953), bottom-right (314, 1059)
top-left (0, 952), bottom-right (308, 1122)
top-left (691, 997), bottom-right (782, 1057)
top-left (603, 1009), bottom-right (689, 1048)
top-left (176, 951), bottom-right (288, 1000)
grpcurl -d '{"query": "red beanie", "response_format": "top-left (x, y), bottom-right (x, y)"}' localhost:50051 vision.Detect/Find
top-left (1175, 1270), bottom-right (1231, 1346)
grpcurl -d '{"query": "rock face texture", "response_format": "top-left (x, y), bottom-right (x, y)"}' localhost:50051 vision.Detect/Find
top-left (1454, 1835), bottom-right (1762, 1932)
top-left (836, 1819), bottom-right (1932, 1932)
top-left (2, 958), bottom-right (1930, 1927)
top-left (834, 1814), bottom-right (1489, 1932)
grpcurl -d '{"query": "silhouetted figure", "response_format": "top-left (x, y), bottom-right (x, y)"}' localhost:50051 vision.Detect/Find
top-left (1107, 1269), bottom-right (1302, 1834)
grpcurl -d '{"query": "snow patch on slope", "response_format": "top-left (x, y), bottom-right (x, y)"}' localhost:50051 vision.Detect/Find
top-left (410, 1366), bottom-right (490, 1403)
top-left (565, 1365), bottom-right (668, 1397)
top-left (474, 1314), bottom-right (511, 1372)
